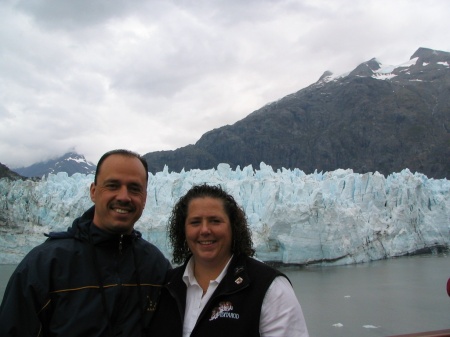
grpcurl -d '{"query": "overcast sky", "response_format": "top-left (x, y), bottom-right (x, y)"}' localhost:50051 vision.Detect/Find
top-left (1, 0), bottom-right (449, 168)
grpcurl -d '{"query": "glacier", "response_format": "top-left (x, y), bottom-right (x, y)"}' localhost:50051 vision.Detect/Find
top-left (0, 163), bottom-right (449, 265)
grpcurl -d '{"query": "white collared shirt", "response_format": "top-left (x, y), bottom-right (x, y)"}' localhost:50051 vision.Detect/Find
top-left (182, 256), bottom-right (309, 337)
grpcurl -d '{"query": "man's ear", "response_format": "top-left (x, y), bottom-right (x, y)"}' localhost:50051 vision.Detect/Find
top-left (90, 183), bottom-right (96, 202)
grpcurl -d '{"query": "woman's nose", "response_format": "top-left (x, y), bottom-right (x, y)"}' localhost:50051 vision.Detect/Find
top-left (199, 221), bottom-right (211, 234)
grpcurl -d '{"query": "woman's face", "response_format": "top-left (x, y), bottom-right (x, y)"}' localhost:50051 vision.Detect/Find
top-left (185, 197), bottom-right (233, 270)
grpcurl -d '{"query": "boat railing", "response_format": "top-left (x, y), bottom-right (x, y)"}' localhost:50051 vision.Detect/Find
top-left (386, 329), bottom-right (450, 337)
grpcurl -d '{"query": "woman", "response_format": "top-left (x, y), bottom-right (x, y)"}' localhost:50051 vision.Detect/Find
top-left (149, 184), bottom-right (309, 337)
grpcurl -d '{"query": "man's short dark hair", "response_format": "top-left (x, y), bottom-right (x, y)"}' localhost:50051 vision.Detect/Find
top-left (94, 149), bottom-right (149, 184)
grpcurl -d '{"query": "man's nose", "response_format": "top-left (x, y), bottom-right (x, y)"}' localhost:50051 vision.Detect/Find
top-left (116, 185), bottom-right (131, 201)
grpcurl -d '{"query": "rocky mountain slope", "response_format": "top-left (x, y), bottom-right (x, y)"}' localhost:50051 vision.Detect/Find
top-left (143, 47), bottom-right (450, 179)
top-left (0, 162), bottom-right (24, 180)
top-left (13, 152), bottom-right (96, 178)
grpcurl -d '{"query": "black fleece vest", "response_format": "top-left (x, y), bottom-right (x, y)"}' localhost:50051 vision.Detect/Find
top-left (152, 255), bottom-right (286, 337)
top-left (190, 257), bottom-right (282, 337)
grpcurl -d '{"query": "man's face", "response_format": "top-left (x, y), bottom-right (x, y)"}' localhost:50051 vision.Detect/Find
top-left (90, 154), bottom-right (147, 234)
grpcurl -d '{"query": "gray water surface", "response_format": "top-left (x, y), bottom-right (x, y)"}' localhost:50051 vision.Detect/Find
top-left (285, 254), bottom-right (450, 337)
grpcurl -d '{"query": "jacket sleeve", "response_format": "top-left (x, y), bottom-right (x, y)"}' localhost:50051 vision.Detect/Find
top-left (0, 256), bottom-right (48, 336)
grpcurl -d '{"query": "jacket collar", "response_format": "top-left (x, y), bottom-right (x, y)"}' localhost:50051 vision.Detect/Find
top-left (46, 206), bottom-right (141, 248)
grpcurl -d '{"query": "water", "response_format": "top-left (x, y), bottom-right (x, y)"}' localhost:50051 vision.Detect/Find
top-left (284, 254), bottom-right (450, 337)
top-left (0, 264), bottom-right (16, 300)
top-left (1, 255), bottom-right (449, 336)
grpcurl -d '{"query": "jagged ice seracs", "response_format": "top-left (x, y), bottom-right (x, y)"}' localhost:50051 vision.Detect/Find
top-left (0, 163), bottom-right (449, 265)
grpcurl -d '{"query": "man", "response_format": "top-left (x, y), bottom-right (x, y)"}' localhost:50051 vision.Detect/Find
top-left (0, 149), bottom-right (171, 336)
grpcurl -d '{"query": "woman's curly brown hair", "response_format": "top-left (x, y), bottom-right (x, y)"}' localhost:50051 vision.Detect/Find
top-left (168, 184), bottom-right (255, 264)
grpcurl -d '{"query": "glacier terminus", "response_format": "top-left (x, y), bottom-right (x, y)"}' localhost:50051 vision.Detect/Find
top-left (0, 163), bottom-right (449, 266)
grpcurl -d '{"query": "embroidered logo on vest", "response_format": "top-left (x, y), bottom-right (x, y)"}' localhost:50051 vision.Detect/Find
top-left (209, 301), bottom-right (240, 321)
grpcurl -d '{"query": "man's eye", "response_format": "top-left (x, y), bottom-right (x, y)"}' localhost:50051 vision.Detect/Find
top-left (129, 186), bottom-right (142, 193)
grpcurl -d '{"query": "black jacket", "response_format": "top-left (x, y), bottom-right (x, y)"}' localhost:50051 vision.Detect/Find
top-left (149, 254), bottom-right (284, 337)
top-left (0, 206), bottom-right (171, 337)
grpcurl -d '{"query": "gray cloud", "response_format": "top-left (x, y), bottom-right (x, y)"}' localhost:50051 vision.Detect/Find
top-left (14, 0), bottom-right (143, 30)
top-left (1, 0), bottom-right (449, 168)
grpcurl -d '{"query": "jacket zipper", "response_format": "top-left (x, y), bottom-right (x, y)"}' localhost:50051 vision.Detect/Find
top-left (119, 234), bottom-right (123, 255)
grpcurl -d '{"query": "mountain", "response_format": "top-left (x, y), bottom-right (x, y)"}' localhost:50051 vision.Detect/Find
top-left (0, 162), bottom-right (25, 180)
top-left (143, 47), bottom-right (450, 179)
top-left (13, 152), bottom-right (96, 178)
